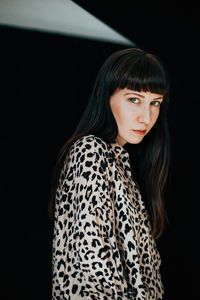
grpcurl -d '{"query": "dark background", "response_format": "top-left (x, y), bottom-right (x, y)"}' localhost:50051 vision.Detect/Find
top-left (1, 1), bottom-right (199, 299)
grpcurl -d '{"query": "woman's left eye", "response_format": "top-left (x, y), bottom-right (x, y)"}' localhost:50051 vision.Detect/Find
top-left (151, 101), bottom-right (160, 107)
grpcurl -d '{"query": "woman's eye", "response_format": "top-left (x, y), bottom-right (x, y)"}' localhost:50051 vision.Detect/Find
top-left (151, 101), bottom-right (161, 107)
top-left (129, 97), bottom-right (139, 103)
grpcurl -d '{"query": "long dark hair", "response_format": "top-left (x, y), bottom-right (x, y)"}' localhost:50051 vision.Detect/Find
top-left (49, 48), bottom-right (170, 239)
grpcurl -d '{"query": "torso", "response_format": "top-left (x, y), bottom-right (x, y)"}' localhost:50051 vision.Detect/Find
top-left (52, 135), bottom-right (164, 299)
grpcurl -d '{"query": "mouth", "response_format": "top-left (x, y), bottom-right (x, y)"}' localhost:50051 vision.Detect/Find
top-left (132, 129), bottom-right (146, 135)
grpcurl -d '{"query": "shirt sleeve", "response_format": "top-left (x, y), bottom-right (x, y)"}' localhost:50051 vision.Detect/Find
top-left (52, 137), bottom-right (144, 299)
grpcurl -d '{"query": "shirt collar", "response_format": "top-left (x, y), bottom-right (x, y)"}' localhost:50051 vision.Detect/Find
top-left (108, 141), bottom-right (130, 161)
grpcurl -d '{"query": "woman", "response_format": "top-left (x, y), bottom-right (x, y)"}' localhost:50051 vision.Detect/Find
top-left (50, 48), bottom-right (170, 299)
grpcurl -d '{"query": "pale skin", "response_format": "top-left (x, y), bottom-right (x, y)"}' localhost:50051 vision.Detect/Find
top-left (109, 88), bottom-right (164, 146)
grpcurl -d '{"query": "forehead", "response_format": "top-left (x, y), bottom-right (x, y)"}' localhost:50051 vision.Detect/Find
top-left (115, 88), bottom-right (164, 99)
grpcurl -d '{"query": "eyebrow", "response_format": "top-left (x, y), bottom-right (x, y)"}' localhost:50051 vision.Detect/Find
top-left (125, 91), bottom-right (163, 101)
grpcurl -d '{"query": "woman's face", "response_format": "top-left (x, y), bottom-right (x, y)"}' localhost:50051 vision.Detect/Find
top-left (109, 88), bottom-right (163, 146)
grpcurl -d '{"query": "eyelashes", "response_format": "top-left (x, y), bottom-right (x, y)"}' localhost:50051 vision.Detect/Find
top-left (129, 97), bottom-right (140, 103)
top-left (128, 98), bottom-right (161, 107)
top-left (151, 101), bottom-right (161, 107)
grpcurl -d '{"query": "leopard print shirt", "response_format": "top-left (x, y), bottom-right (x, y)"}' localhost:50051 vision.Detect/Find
top-left (52, 135), bottom-right (164, 299)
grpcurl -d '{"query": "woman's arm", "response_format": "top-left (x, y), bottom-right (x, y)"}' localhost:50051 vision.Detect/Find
top-left (52, 137), bottom-right (145, 299)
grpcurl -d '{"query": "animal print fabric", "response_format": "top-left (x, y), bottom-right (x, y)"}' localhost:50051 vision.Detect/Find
top-left (52, 135), bottom-right (164, 299)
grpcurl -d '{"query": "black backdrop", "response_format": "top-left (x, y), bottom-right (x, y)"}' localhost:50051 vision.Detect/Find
top-left (1, 2), bottom-right (200, 299)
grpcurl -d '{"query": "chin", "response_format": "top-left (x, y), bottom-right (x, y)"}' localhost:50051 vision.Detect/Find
top-left (128, 137), bottom-right (144, 145)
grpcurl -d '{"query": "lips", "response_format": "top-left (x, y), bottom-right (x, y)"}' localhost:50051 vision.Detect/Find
top-left (132, 129), bottom-right (146, 135)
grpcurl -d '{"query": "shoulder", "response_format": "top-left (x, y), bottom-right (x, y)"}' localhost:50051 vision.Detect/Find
top-left (66, 135), bottom-right (109, 176)
top-left (69, 135), bottom-right (108, 157)
top-left (65, 135), bottom-right (110, 168)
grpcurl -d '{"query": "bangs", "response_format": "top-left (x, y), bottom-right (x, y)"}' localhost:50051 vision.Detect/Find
top-left (110, 53), bottom-right (169, 97)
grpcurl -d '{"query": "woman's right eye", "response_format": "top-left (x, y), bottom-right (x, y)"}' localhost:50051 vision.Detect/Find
top-left (129, 97), bottom-right (140, 103)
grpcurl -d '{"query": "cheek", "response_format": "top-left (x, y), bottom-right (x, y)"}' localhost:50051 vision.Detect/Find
top-left (114, 105), bottom-right (131, 127)
top-left (151, 110), bottom-right (160, 126)
top-left (110, 102), bottom-right (125, 124)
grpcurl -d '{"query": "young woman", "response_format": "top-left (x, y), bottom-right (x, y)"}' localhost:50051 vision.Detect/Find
top-left (50, 48), bottom-right (170, 299)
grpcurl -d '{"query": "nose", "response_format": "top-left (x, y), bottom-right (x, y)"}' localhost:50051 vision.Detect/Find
top-left (138, 105), bottom-right (151, 125)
